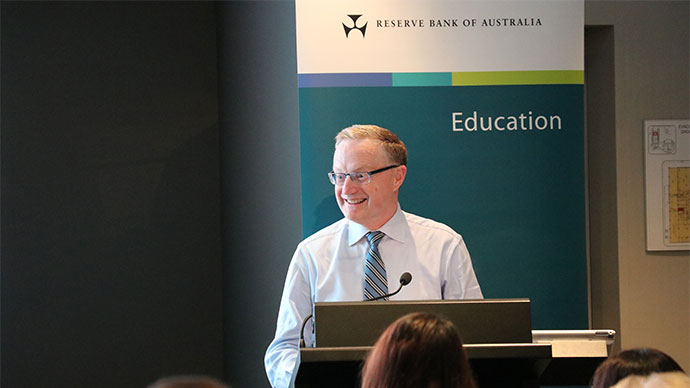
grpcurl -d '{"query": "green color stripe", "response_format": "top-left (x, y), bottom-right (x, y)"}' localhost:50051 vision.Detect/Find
top-left (393, 72), bottom-right (452, 86)
top-left (452, 70), bottom-right (584, 86)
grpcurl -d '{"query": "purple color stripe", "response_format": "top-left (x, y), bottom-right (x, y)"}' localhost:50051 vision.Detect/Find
top-left (299, 73), bottom-right (392, 88)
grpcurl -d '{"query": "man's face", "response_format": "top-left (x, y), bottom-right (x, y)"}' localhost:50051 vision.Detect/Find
top-left (332, 138), bottom-right (406, 230)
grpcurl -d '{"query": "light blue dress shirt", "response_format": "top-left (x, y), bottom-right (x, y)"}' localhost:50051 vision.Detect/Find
top-left (264, 205), bottom-right (483, 388)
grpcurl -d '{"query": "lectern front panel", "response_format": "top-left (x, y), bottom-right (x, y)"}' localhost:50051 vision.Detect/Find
top-left (314, 298), bottom-right (531, 347)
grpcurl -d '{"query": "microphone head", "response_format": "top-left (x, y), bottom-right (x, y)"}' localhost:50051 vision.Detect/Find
top-left (399, 272), bottom-right (412, 286)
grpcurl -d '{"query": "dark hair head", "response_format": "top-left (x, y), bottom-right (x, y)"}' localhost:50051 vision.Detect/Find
top-left (591, 348), bottom-right (685, 388)
top-left (361, 312), bottom-right (476, 388)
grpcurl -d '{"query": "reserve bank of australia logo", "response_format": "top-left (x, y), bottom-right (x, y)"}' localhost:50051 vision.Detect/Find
top-left (343, 15), bottom-right (367, 38)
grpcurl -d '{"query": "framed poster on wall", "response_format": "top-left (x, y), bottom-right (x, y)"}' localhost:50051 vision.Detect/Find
top-left (644, 119), bottom-right (690, 251)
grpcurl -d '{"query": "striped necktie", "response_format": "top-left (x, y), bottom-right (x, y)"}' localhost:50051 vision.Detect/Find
top-left (364, 231), bottom-right (388, 301)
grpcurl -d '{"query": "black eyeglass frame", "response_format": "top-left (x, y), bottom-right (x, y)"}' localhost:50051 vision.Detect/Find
top-left (328, 164), bottom-right (401, 185)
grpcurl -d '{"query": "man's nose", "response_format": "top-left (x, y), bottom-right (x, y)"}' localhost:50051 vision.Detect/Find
top-left (341, 175), bottom-right (357, 192)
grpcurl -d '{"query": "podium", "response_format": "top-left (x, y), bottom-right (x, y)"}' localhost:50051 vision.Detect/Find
top-left (295, 299), bottom-right (612, 388)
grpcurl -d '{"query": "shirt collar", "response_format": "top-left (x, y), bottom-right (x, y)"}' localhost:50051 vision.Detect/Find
top-left (347, 204), bottom-right (407, 246)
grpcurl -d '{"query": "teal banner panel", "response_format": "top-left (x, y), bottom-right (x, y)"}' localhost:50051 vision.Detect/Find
top-left (299, 84), bottom-right (587, 330)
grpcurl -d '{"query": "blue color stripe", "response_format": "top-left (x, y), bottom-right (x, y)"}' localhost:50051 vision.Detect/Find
top-left (299, 73), bottom-right (392, 88)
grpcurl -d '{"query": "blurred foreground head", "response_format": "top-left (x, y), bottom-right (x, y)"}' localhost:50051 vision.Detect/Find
top-left (610, 371), bottom-right (690, 388)
top-left (361, 312), bottom-right (476, 388)
top-left (147, 375), bottom-right (229, 388)
top-left (591, 348), bottom-right (685, 388)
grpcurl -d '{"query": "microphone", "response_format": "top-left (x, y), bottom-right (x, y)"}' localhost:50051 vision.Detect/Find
top-left (299, 272), bottom-right (413, 347)
top-left (400, 272), bottom-right (412, 286)
top-left (368, 272), bottom-right (413, 301)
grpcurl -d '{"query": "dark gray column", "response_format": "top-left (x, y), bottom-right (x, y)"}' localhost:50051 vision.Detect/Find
top-left (217, 1), bottom-right (302, 387)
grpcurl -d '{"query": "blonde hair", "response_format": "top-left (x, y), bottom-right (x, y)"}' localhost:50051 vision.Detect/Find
top-left (335, 125), bottom-right (407, 166)
top-left (610, 372), bottom-right (690, 388)
top-left (591, 348), bottom-right (685, 388)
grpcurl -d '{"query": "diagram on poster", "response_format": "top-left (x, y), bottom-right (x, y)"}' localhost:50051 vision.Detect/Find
top-left (645, 120), bottom-right (690, 251)
top-left (664, 161), bottom-right (689, 245)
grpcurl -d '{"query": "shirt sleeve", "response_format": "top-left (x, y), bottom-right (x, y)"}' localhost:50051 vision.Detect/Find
top-left (264, 247), bottom-right (313, 388)
top-left (441, 234), bottom-right (483, 300)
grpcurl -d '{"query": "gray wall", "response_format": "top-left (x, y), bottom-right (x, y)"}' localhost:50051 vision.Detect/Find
top-left (1, 1), bottom-right (301, 387)
top-left (586, 0), bottom-right (690, 371)
top-left (1, 2), bottom-right (225, 387)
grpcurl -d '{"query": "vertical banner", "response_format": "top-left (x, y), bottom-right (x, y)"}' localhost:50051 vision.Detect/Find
top-left (296, 1), bottom-right (586, 329)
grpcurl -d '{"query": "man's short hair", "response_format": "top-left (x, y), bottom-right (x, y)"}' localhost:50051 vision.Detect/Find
top-left (335, 124), bottom-right (407, 166)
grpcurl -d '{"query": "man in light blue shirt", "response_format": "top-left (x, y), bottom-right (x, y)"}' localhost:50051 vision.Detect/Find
top-left (264, 125), bottom-right (483, 388)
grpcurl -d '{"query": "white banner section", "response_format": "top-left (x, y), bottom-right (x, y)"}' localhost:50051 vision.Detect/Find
top-left (296, 0), bottom-right (583, 74)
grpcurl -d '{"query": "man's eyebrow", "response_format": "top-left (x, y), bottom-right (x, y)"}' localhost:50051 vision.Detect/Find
top-left (333, 164), bottom-right (369, 172)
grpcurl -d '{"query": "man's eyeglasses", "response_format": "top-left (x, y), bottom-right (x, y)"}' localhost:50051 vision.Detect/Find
top-left (328, 165), bottom-right (401, 186)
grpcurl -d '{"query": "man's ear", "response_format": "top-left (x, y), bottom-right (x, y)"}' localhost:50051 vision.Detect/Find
top-left (393, 165), bottom-right (407, 191)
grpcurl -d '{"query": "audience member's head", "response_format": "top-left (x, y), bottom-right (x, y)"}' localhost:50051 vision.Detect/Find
top-left (591, 348), bottom-right (685, 388)
top-left (361, 312), bottom-right (476, 388)
top-left (610, 371), bottom-right (690, 388)
top-left (147, 375), bottom-right (229, 388)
